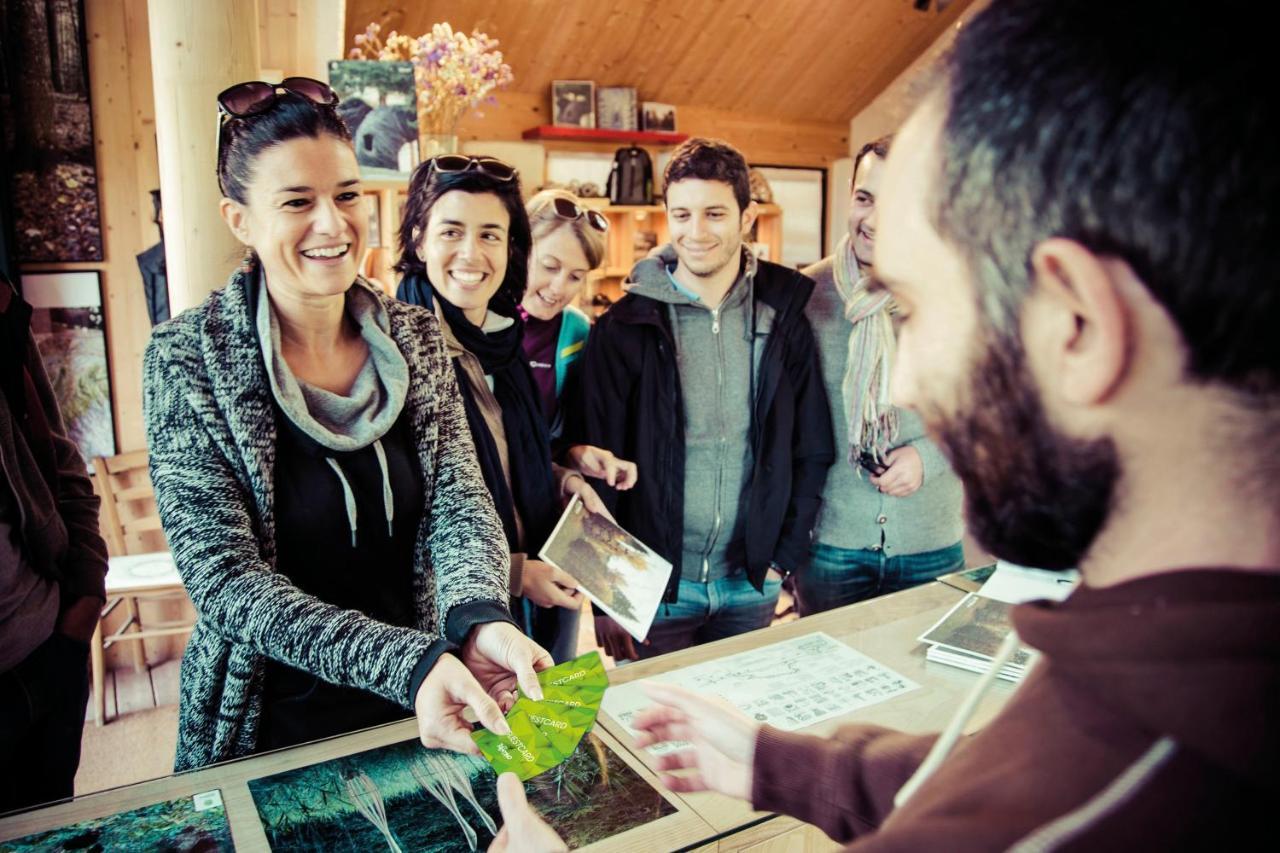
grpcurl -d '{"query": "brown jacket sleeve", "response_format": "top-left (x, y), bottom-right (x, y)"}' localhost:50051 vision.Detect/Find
top-left (751, 723), bottom-right (936, 844)
top-left (26, 334), bottom-right (109, 602)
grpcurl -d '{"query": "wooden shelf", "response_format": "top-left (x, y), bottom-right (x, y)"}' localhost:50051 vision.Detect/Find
top-left (522, 126), bottom-right (689, 145)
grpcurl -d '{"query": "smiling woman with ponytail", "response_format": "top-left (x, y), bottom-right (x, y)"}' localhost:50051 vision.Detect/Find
top-left (142, 79), bottom-right (550, 772)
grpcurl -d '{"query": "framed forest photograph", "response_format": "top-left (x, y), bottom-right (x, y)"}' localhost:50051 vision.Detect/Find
top-left (247, 734), bottom-right (677, 852)
top-left (1, 0), bottom-right (104, 262)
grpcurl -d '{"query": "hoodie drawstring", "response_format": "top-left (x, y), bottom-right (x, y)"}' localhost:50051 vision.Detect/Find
top-left (325, 457), bottom-right (359, 548)
top-left (325, 439), bottom-right (395, 549)
top-left (372, 439), bottom-right (394, 538)
top-left (894, 629), bottom-right (1030, 809)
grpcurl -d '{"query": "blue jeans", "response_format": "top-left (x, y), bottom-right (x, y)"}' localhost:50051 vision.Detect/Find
top-left (638, 573), bottom-right (782, 659)
top-left (796, 541), bottom-right (965, 617)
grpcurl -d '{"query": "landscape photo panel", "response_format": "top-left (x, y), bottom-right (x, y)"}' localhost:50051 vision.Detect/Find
top-left (0, 790), bottom-right (233, 852)
top-left (247, 732), bottom-right (675, 852)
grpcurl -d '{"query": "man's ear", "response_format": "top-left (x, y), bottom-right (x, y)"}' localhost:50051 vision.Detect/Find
top-left (740, 200), bottom-right (759, 238)
top-left (1029, 238), bottom-right (1131, 406)
top-left (219, 198), bottom-right (251, 245)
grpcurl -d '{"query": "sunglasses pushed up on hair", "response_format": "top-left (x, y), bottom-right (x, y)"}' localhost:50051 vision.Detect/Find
top-left (217, 76), bottom-right (338, 118)
top-left (426, 154), bottom-right (519, 182)
top-left (550, 196), bottom-right (609, 232)
top-left (215, 77), bottom-right (339, 193)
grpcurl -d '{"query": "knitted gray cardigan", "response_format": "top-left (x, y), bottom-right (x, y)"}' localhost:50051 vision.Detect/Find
top-left (143, 266), bottom-right (509, 771)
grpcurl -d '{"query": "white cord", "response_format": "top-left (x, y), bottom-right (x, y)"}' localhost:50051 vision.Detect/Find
top-left (894, 629), bottom-right (1023, 809)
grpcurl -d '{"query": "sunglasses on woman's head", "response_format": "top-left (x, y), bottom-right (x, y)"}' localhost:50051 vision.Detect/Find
top-left (215, 77), bottom-right (340, 194)
top-left (217, 77), bottom-right (338, 117)
top-left (426, 154), bottom-right (519, 182)
top-left (551, 196), bottom-right (609, 232)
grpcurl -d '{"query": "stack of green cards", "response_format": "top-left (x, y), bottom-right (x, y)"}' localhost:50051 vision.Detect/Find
top-left (472, 651), bottom-right (609, 780)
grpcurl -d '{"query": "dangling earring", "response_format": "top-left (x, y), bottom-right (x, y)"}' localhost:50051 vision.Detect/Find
top-left (238, 247), bottom-right (257, 275)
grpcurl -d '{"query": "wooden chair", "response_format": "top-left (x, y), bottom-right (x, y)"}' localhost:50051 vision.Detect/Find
top-left (91, 452), bottom-right (194, 725)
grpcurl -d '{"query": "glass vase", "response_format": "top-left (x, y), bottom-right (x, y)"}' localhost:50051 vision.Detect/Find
top-left (420, 132), bottom-right (459, 160)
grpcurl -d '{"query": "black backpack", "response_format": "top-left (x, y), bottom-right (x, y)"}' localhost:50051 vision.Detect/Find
top-left (606, 146), bottom-right (654, 205)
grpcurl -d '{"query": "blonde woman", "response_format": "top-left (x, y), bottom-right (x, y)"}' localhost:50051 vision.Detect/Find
top-left (519, 190), bottom-right (607, 447)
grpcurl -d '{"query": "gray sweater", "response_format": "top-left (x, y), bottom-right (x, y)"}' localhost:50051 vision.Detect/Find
top-left (627, 246), bottom-right (768, 582)
top-left (144, 268), bottom-right (510, 771)
top-left (802, 257), bottom-right (964, 555)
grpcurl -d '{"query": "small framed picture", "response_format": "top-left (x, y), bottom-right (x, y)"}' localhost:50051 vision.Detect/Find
top-left (552, 80), bottom-right (596, 128)
top-left (641, 102), bottom-right (677, 132)
top-left (596, 86), bottom-right (637, 131)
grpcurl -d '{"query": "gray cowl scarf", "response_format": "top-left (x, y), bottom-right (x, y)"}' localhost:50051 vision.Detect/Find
top-left (256, 274), bottom-right (410, 546)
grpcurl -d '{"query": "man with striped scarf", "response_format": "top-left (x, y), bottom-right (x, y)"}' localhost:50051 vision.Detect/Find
top-left (796, 135), bottom-right (965, 616)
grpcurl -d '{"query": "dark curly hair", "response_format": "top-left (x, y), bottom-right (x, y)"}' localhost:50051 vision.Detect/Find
top-left (663, 137), bottom-right (751, 213)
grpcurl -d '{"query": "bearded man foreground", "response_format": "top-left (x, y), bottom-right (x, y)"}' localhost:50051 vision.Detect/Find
top-left (491, 0), bottom-right (1280, 849)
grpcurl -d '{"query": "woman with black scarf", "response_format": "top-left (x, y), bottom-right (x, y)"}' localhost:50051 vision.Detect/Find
top-left (395, 155), bottom-right (631, 662)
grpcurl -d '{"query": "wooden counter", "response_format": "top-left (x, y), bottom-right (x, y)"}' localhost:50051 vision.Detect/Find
top-left (600, 579), bottom-right (1015, 851)
top-left (0, 581), bottom-right (1013, 851)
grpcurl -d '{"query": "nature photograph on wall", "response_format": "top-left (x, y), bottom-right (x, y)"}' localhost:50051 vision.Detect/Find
top-left (0, 791), bottom-right (233, 852)
top-left (247, 734), bottom-right (676, 852)
top-left (329, 60), bottom-right (420, 178)
top-left (21, 270), bottom-right (116, 468)
top-left (1, 0), bottom-right (104, 262)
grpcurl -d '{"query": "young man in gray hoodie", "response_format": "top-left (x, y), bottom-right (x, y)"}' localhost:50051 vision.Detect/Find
top-left (580, 138), bottom-right (833, 660)
top-left (797, 135), bottom-right (965, 616)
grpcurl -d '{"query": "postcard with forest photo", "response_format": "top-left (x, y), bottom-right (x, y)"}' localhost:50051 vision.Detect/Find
top-left (540, 496), bottom-right (673, 643)
top-left (247, 733), bottom-right (675, 852)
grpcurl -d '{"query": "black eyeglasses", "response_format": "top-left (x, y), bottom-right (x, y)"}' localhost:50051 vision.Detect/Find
top-left (426, 154), bottom-right (519, 182)
top-left (550, 196), bottom-right (609, 232)
top-left (215, 77), bottom-right (339, 193)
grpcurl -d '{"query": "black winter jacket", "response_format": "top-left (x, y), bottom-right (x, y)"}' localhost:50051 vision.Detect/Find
top-left (580, 260), bottom-right (834, 601)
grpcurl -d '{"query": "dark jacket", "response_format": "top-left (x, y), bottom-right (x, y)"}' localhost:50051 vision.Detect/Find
top-left (752, 569), bottom-right (1280, 851)
top-left (580, 257), bottom-right (834, 600)
top-left (0, 281), bottom-right (107, 602)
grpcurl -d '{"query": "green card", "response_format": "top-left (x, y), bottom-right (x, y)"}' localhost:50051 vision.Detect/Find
top-left (529, 680), bottom-right (606, 709)
top-left (471, 710), bottom-right (561, 781)
top-left (513, 696), bottom-right (595, 755)
top-left (536, 650), bottom-right (610, 691)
